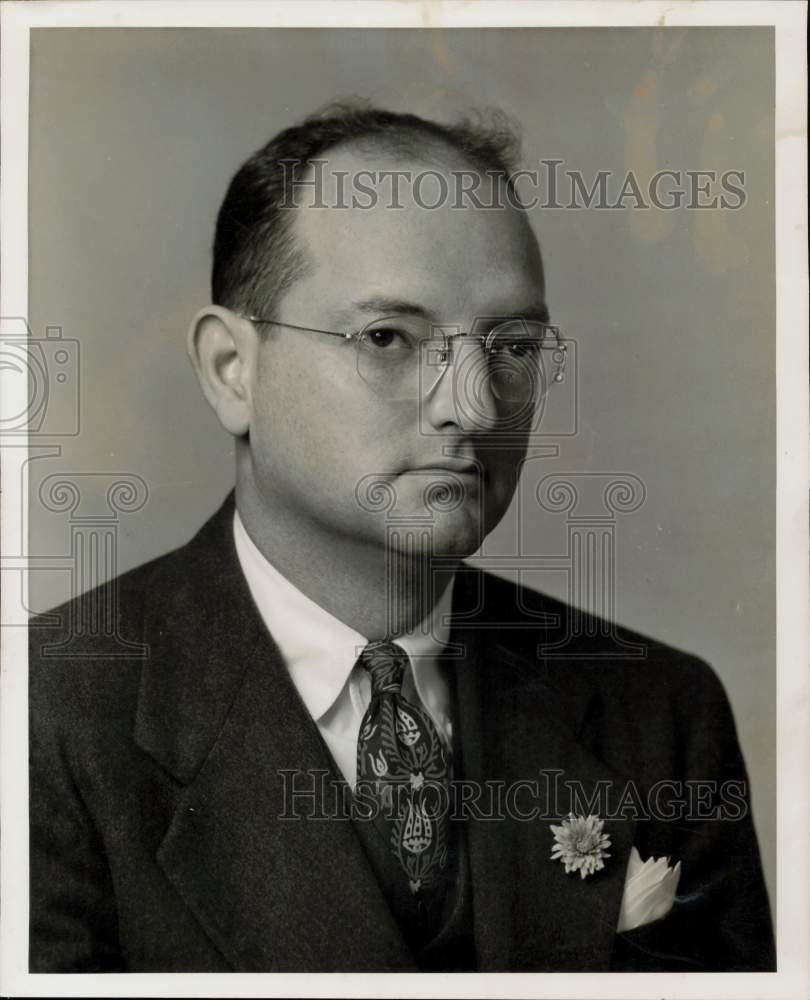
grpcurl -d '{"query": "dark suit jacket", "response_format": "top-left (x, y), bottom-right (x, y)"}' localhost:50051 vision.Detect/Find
top-left (29, 491), bottom-right (775, 972)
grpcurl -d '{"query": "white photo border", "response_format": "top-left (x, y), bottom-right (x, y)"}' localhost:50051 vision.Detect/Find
top-left (1, 2), bottom-right (807, 998)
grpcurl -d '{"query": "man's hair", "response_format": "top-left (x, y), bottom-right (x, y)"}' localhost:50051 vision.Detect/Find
top-left (211, 100), bottom-right (523, 320)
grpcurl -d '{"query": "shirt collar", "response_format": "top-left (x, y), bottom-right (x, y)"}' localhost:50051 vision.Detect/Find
top-left (233, 510), bottom-right (454, 722)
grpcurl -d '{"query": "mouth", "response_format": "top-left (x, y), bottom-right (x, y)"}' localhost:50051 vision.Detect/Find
top-left (409, 461), bottom-right (485, 480)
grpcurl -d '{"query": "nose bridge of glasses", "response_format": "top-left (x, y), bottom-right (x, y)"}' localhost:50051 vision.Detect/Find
top-left (422, 324), bottom-right (489, 361)
top-left (419, 330), bottom-right (497, 405)
top-left (419, 326), bottom-right (506, 417)
top-left (431, 324), bottom-right (461, 346)
top-left (416, 324), bottom-right (475, 404)
top-left (418, 324), bottom-right (457, 368)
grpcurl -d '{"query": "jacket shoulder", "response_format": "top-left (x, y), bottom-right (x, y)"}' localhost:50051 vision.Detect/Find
top-left (30, 491), bottom-right (234, 644)
top-left (468, 565), bottom-right (729, 705)
top-left (29, 494), bottom-right (234, 719)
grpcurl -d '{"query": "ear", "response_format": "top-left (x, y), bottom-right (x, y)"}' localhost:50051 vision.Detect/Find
top-left (186, 305), bottom-right (258, 437)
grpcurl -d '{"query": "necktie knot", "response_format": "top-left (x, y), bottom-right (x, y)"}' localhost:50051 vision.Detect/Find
top-left (360, 640), bottom-right (408, 695)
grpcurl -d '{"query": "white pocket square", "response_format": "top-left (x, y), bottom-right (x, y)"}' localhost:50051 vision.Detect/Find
top-left (617, 846), bottom-right (681, 932)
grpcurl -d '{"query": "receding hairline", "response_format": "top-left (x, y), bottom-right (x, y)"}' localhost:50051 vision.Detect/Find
top-left (211, 102), bottom-right (537, 318)
top-left (285, 133), bottom-right (540, 252)
top-left (294, 130), bottom-right (523, 189)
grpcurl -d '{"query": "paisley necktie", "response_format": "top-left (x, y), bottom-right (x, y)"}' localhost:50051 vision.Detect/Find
top-left (355, 640), bottom-right (453, 910)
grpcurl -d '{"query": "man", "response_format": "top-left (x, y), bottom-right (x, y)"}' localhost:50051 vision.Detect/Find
top-left (29, 103), bottom-right (775, 973)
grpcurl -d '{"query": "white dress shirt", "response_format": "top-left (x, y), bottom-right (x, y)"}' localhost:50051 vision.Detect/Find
top-left (233, 510), bottom-right (454, 788)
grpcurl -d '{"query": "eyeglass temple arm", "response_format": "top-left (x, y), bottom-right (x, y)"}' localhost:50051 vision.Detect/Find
top-left (243, 315), bottom-right (353, 340)
top-left (246, 313), bottom-right (567, 383)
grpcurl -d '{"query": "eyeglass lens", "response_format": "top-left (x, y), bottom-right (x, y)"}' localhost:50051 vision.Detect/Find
top-left (354, 316), bottom-right (552, 404)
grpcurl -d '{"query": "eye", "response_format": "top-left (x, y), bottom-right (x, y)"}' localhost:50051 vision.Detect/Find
top-left (363, 325), bottom-right (415, 350)
top-left (488, 333), bottom-right (540, 359)
top-left (505, 339), bottom-right (539, 358)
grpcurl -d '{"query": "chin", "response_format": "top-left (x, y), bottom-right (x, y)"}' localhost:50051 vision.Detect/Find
top-left (360, 474), bottom-right (504, 557)
top-left (431, 533), bottom-right (483, 559)
top-left (386, 507), bottom-right (487, 559)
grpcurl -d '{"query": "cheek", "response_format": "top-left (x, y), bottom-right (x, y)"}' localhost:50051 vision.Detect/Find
top-left (250, 351), bottom-right (410, 486)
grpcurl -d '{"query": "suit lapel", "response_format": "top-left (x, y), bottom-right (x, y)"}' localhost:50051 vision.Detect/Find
top-left (134, 494), bottom-right (416, 971)
top-left (450, 570), bottom-right (636, 971)
top-left (133, 494), bottom-right (634, 971)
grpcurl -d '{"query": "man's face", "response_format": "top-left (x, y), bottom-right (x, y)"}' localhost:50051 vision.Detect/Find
top-left (247, 146), bottom-right (546, 558)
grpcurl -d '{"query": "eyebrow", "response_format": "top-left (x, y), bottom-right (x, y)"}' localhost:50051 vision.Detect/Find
top-left (333, 296), bottom-right (549, 324)
top-left (335, 297), bottom-right (436, 323)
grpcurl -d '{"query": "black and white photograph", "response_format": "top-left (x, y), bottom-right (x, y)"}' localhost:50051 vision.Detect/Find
top-left (1, 1), bottom-right (807, 997)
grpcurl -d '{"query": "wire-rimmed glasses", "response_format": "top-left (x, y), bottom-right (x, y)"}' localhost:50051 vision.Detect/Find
top-left (242, 312), bottom-right (566, 412)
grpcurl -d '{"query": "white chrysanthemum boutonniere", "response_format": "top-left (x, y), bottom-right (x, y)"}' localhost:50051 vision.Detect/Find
top-left (550, 813), bottom-right (612, 879)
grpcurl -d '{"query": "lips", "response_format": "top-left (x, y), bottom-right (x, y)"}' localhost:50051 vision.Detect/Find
top-left (410, 461), bottom-right (484, 478)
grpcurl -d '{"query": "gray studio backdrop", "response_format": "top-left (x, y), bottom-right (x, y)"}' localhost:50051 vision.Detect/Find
top-left (27, 27), bottom-right (775, 907)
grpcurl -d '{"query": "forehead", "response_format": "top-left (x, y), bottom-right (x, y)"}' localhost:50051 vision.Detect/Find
top-left (289, 145), bottom-right (544, 318)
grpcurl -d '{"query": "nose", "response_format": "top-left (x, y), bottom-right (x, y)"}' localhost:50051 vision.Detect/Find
top-left (422, 333), bottom-right (500, 433)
